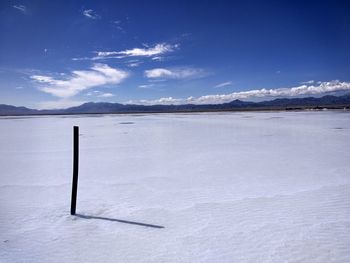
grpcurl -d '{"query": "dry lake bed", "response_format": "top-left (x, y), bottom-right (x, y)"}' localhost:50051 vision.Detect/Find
top-left (1, 111), bottom-right (350, 262)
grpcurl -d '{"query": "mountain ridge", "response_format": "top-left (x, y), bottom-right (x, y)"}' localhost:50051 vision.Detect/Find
top-left (1, 93), bottom-right (350, 116)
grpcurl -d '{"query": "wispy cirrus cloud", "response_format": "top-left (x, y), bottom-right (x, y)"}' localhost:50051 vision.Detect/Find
top-left (98, 92), bottom-right (115, 98)
top-left (138, 83), bottom-right (165, 91)
top-left (301, 80), bottom-right (315, 84)
top-left (82, 9), bottom-right (100, 19)
top-left (85, 91), bottom-right (115, 97)
top-left (126, 60), bottom-right (142, 67)
top-left (138, 84), bottom-right (154, 89)
top-left (111, 20), bottom-right (125, 33)
top-left (151, 56), bottom-right (164, 61)
top-left (127, 80), bottom-right (350, 105)
top-left (97, 43), bottom-right (177, 58)
top-left (72, 43), bottom-right (178, 61)
top-left (214, 81), bottom-right (232, 88)
top-left (13, 4), bottom-right (26, 13)
top-left (144, 67), bottom-right (206, 80)
top-left (31, 64), bottom-right (128, 98)
top-left (127, 97), bottom-right (183, 105)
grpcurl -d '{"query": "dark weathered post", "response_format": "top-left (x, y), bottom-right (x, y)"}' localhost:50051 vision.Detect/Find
top-left (70, 126), bottom-right (79, 215)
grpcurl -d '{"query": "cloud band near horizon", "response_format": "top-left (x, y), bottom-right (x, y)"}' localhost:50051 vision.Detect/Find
top-left (127, 80), bottom-right (350, 105)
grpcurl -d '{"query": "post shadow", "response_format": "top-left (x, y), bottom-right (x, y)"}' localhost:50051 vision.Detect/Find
top-left (75, 214), bottom-right (165, 229)
top-left (69, 126), bottom-right (163, 229)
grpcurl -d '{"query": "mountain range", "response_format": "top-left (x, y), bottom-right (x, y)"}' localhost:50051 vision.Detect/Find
top-left (1, 93), bottom-right (350, 116)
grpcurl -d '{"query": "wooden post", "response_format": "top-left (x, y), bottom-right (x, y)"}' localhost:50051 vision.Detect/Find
top-left (71, 126), bottom-right (79, 215)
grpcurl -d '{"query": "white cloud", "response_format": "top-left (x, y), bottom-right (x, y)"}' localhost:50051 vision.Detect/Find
top-left (127, 97), bottom-right (183, 105)
top-left (144, 67), bottom-right (205, 79)
top-left (128, 80), bottom-right (350, 105)
top-left (111, 21), bottom-right (124, 32)
top-left (37, 99), bottom-right (85, 110)
top-left (98, 93), bottom-right (115, 98)
top-left (72, 43), bottom-right (177, 61)
top-left (155, 97), bottom-right (182, 104)
top-left (95, 43), bottom-right (178, 60)
top-left (85, 91), bottom-right (114, 97)
top-left (13, 5), bottom-right (26, 13)
top-left (126, 60), bottom-right (142, 67)
top-left (148, 78), bottom-right (167, 83)
top-left (128, 63), bottom-right (140, 67)
top-left (214, 81), bottom-right (232, 88)
top-left (31, 64), bottom-right (128, 98)
top-left (115, 26), bottom-right (125, 32)
top-left (301, 80), bottom-right (315, 84)
top-left (86, 90), bottom-right (100, 96)
top-left (72, 57), bottom-right (91, 61)
top-left (82, 9), bottom-right (100, 19)
top-left (137, 83), bottom-right (165, 91)
top-left (152, 56), bottom-right (164, 61)
top-left (194, 80), bottom-right (350, 104)
top-left (138, 84), bottom-right (154, 89)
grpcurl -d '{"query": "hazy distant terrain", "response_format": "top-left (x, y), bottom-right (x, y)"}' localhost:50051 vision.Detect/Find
top-left (1, 111), bottom-right (350, 262)
top-left (1, 93), bottom-right (350, 115)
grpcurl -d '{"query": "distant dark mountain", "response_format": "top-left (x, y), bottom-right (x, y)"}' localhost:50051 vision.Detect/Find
top-left (63, 102), bottom-right (125, 114)
top-left (258, 94), bottom-right (350, 107)
top-left (0, 104), bottom-right (39, 115)
top-left (1, 93), bottom-right (350, 116)
top-left (226, 99), bottom-right (256, 107)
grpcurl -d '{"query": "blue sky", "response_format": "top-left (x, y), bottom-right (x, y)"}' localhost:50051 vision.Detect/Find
top-left (1, 0), bottom-right (350, 109)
